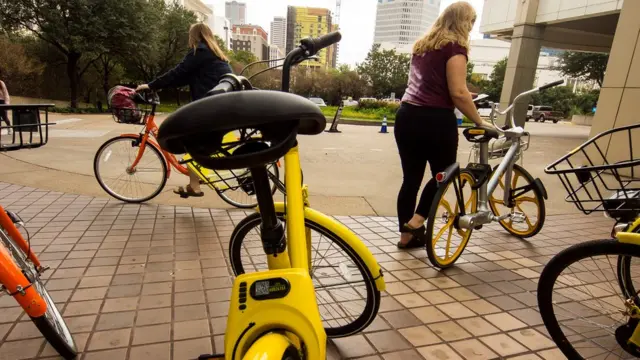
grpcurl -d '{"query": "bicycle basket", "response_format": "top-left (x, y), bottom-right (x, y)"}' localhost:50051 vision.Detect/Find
top-left (545, 123), bottom-right (640, 221)
top-left (111, 108), bottom-right (148, 125)
top-left (108, 86), bottom-right (146, 124)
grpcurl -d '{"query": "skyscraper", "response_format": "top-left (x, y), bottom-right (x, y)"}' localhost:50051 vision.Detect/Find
top-left (374, 0), bottom-right (441, 50)
top-left (225, 1), bottom-right (246, 26)
top-left (286, 6), bottom-right (337, 69)
top-left (270, 16), bottom-right (286, 51)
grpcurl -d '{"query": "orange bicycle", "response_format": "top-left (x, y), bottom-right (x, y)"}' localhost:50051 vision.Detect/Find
top-left (0, 202), bottom-right (76, 360)
top-left (93, 91), bottom-right (282, 207)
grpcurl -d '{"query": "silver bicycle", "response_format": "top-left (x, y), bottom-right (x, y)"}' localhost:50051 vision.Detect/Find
top-left (425, 80), bottom-right (564, 268)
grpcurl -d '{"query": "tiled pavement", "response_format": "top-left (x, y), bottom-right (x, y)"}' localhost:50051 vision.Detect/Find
top-left (0, 182), bottom-right (616, 359)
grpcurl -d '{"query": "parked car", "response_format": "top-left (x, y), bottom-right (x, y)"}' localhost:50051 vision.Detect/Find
top-left (526, 105), bottom-right (534, 121)
top-left (342, 99), bottom-right (358, 107)
top-left (532, 105), bottom-right (564, 123)
top-left (308, 97), bottom-right (327, 107)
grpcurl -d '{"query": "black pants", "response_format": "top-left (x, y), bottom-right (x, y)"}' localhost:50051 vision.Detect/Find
top-left (394, 103), bottom-right (458, 232)
top-left (0, 100), bottom-right (9, 128)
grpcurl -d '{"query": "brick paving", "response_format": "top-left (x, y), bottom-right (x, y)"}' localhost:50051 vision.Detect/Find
top-left (0, 181), bottom-right (616, 359)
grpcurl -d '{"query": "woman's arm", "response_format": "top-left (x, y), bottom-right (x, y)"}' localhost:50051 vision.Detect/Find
top-left (148, 50), bottom-right (199, 91)
top-left (446, 54), bottom-right (483, 126)
top-left (0, 81), bottom-right (9, 104)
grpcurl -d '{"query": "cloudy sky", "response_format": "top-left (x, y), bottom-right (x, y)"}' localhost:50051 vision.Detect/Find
top-left (205, 0), bottom-right (485, 66)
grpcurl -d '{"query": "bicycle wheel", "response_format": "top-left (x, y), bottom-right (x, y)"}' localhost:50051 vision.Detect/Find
top-left (538, 239), bottom-right (640, 359)
top-left (229, 213), bottom-right (380, 338)
top-left (425, 171), bottom-right (477, 269)
top-left (215, 162), bottom-right (280, 209)
top-left (0, 227), bottom-right (77, 359)
top-left (94, 136), bottom-right (167, 203)
top-left (616, 220), bottom-right (640, 299)
top-left (489, 164), bottom-right (546, 238)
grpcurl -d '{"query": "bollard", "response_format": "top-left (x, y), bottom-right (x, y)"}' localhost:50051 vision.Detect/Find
top-left (379, 116), bottom-right (388, 133)
top-left (326, 104), bottom-right (343, 133)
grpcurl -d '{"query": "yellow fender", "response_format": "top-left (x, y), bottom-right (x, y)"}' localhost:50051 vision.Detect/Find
top-left (273, 203), bottom-right (386, 292)
top-left (242, 332), bottom-right (296, 360)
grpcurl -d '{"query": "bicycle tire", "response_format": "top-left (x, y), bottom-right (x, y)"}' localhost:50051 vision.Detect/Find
top-left (229, 213), bottom-right (380, 338)
top-left (425, 171), bottom-right (477, 269)
top-left (216, 163), bottom-right (280, 209)
top-left (489, 164), bottom-right (546, 238)
top-left (616, 220), bottom-right (640, 300)
top-left (94, 136), bottom-right (167, 203)
top-left (0, 229), bottom-right (77, 359)
top-left (537, 239), bottom-right (640, 359)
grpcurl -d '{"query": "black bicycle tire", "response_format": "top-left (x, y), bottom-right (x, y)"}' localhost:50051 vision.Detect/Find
top-left (489, 164), bottom-right (546, 238)
top-left (94, 135), bottom-right (168, 203)
top-left (228, 212), bottom-right (380, 338)
top-left (0, 229), bottom-right (77, 359)
top-left (425, 171), bottom-right (476, 269)
top-left (216, 164), bottom-right (280, 209)
top-left (537, 239), bottom-right (640, 359)
top-left (616, 221), bottom-right (640, 300)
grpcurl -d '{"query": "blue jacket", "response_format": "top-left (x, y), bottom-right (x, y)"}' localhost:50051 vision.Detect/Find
top-left (149, 42), bottom-right (232, 101)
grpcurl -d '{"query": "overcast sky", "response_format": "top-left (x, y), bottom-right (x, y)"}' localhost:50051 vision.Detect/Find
top-left (205, 0), bottom-right (484, 66)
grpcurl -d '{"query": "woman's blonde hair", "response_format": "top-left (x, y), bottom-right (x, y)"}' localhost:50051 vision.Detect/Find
top-left (412, 1), bottom-right (476, 55)
top-left (189, 23), bottom-right (229, 62)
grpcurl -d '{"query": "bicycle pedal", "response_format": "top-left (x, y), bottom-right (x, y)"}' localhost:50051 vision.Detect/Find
top-left (474, 225), bottom-right (483, 230)
top-left (511, 213), bottom-right (526, 223)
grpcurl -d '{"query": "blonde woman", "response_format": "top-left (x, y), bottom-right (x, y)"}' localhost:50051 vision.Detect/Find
top-left (395, 1), bottom-right (484, 248)
top-left (137, 23), bottom-right (232, 198)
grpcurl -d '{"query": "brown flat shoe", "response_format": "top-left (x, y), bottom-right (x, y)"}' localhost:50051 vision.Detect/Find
top-left (397, 224), bottom-right (427, 249)
top-left (174, 185), bottom-right (204, 198)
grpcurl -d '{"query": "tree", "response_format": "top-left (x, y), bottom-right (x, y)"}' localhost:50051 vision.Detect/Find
top-left (556, 51), bottom-right (609, 87)
top-left (483, 57), bottom-right (508, 101)
top-left (357, 44), bottom-right (410, 99)
top-left (0, 35), bottom-right (44, 96)
top-left (231, 50), bottom-right (259, 66)
top-left (467, 61), bottom-right (475, 83)
top-left (123, 1), bottom-right (197, 83)
top-left (0, 0), bottom-right (148, 108)
top-left (531, 86), bottom-right (576, 116)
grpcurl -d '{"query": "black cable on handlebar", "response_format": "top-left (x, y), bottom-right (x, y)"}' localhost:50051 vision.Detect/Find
top-left (240, 58), bottom-right (287, 76)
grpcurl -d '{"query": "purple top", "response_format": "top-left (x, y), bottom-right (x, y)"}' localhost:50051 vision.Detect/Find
top-left (402, 42), bottom-right (468, 109)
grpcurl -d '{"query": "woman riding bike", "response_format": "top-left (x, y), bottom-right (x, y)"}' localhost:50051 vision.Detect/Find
top-left (136, 23), bottom-right (232, 198)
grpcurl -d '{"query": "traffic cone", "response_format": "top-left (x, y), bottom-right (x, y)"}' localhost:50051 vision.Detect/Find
top-left (379, 116), bottom-right (388, 133)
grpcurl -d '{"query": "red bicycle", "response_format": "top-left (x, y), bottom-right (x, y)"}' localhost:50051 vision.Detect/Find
top-left (93, 91), bottom-right (282, 207)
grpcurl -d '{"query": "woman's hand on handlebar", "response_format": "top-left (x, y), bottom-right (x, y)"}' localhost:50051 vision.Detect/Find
top-left (135, 84), bottom-right (150, 92)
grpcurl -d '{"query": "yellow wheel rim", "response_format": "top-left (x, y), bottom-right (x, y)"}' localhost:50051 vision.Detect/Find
top-left (431, 172), bottom-right (477, 267)
top-left (489, 167), bottom-right (542, 237)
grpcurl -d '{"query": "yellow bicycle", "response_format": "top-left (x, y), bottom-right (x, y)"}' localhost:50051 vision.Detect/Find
top-left (157, 31), bottom-right (385, 359)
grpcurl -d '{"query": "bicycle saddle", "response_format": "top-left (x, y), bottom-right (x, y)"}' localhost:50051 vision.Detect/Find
top-left (157, 90), bottom-right (326, 170)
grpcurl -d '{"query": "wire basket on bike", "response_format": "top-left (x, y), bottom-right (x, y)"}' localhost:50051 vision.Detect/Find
top-left (545, 123), bottom-right (640, 221)
top-left (107, 86), bottom-right (149, 125)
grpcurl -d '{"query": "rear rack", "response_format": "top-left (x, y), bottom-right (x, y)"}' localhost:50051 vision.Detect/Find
top-left (0, 104), bottom-right (55, 151)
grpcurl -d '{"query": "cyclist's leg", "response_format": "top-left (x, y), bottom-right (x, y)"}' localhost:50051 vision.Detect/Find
top-left (416, 110), bottom-right (459, 226)
top-left (394, 105), bottom-right (428, 244)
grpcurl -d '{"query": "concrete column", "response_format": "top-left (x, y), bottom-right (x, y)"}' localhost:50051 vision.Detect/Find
top-left (498, 0), bottom-right (544, 127)
top-left (588, 0), bottom-right (640, 172)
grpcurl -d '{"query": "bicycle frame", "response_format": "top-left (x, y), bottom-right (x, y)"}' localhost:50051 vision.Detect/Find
top-left (120, 112), bottom-right (189, 179)
top-left (0, 206), bottom-right (47, 318)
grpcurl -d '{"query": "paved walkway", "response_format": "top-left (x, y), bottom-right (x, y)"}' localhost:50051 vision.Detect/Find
top-left (0, 181), bottom-right (615, 359)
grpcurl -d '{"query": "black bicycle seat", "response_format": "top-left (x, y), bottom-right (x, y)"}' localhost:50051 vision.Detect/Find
top-left (463, 126), bottom-right (500, 143)
top-left (157, 90), bottom-right (326, 169)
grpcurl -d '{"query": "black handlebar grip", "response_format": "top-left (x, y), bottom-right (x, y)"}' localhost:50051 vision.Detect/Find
top-left (539, 80), bottom-right (564, 91)
top-left (301, 31), bottom-right (342, 55)
top-left (207, 81), bottom-right (234, 97)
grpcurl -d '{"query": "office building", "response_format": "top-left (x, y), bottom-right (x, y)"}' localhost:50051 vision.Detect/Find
top-left (286, 6), bottom-right (337, 69)
top-left (170, 0), bottom-right (213, 22)
top-left (374, 0), bottom-right (441, 49)
top-left (269, 44), bottom-right (285, 67)
top-left (270, 16), bottom-right (287, 51)
top-left (225, 1), bottom-right (247, 25)
top-left (208, 15), bottom-right (232, 50)
top-left (231, 24), bottom-right (269, 61)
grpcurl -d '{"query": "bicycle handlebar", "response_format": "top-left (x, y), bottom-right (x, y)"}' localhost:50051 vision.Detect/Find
top-left (486, 79), bottom-right (565, 132)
